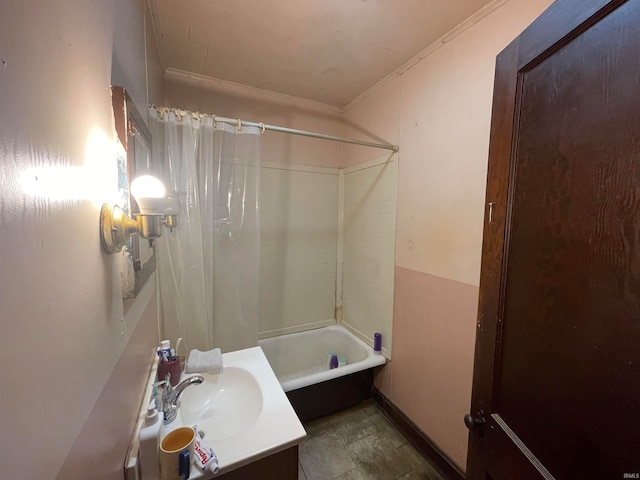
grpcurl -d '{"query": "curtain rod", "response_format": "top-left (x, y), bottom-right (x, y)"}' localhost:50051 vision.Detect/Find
top-left (150, 105), bottom-right (399, 153)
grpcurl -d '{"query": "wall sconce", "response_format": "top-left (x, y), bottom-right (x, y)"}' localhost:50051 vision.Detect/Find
top-left (100, 175), bottom-right (180, 254)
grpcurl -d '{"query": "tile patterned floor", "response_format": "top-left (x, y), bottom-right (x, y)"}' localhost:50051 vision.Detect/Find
top-left (298, 400), bottom-right (446, 480)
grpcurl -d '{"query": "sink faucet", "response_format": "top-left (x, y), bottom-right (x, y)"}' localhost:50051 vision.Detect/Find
top-left (161, 373), bottom-right (204, 425)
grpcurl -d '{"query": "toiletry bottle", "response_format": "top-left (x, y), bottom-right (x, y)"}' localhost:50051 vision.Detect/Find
top-left (338, 357), bottom-right (347, 367)
top-left (374, 333), bottom-right (382, 355)
top-left (330, 354), bottom-right (338, 369)
top-left (139, 401), bottom-right (161, 480)
top-left (327, 350), bottom-right (336, 368)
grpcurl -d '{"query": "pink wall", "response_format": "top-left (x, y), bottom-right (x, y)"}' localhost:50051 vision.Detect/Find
top-left (390, 268), bottom-right (478, 465)
top-left (56, 291), bottom-right (158, 479)
top-left (343, 0), bottom-right (554, 469)
top-left (0, 1), bottom-right (163, 478)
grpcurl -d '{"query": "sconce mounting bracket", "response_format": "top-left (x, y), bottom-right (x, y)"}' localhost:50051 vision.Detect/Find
top-left (100, 204), bottom-right (139, 255)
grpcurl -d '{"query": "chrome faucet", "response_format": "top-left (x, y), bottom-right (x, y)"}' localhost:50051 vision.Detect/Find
top-left (161, 373), bottom-right (204, 425)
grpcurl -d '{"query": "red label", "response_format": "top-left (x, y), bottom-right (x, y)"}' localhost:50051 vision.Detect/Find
top-left (194, 441), bottom-right (210, 465)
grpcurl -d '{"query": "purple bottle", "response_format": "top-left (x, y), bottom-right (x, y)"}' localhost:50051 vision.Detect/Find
top-left (329, 354), bottom-right (338, 369)
top-left (374, 333), bottom-right (382, 355)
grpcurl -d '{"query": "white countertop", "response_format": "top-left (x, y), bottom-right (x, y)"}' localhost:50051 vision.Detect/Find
top-left (169, 346), bottom-right (306, 479)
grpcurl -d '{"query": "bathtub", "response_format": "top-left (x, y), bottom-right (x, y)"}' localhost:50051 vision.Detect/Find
top-left (259, 325), bottom-right (386, 421)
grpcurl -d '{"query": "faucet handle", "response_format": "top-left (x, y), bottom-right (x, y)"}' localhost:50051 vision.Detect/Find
top-left (161, 373), bottom-right (174, 424)
top-left (161, 373), bottom-right (173, 399)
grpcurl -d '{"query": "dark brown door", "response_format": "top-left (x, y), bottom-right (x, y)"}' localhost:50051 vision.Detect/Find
top-left (466, 1), bottom-right (640, 479)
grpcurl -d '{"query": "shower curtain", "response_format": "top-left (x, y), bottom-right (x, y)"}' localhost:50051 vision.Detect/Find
top-left (149, 108), bottom-right (261, 353)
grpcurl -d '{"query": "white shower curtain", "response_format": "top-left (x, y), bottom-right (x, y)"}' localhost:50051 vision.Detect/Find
top-left (149, 108), bottom-right (261, 353)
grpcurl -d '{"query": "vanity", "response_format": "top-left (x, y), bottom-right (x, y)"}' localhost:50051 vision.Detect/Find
top-left (126, 346), bottom-right (306, 480)
top-left (213, 446), bottom-right (299, 480)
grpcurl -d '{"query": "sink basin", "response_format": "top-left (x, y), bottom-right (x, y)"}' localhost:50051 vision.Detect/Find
top-left (166, 346), bottom-right (306, 479)
top-left (179, 367), bottom-right (263, 441)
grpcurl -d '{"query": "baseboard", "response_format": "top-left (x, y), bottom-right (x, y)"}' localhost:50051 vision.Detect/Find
top-left (372, 388), bottom-right (465, 480)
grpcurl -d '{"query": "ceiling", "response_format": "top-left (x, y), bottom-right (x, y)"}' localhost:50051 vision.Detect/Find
top-left (150, 0), bottom-right (497, 107)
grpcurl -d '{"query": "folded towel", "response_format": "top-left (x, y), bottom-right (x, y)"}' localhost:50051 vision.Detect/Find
top-left (185, 348), bottom-right (223, 374)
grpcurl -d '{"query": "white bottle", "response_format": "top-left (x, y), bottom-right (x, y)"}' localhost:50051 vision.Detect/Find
top-left (139, 401), bottom-right (161, 480)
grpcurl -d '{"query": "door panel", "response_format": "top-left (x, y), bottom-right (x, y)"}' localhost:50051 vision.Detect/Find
top-left (467, 1), bottom-right (640, 478)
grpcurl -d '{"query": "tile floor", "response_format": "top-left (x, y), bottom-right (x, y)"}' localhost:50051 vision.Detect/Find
top-left (298, 400), bottom-right (446, 480)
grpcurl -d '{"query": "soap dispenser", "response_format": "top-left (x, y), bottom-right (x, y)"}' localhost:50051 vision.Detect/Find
top-left (139, 400), bottom-right (161, 480)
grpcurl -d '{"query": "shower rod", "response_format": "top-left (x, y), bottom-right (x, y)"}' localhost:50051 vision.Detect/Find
top-left (151, 105), bottom-right (399, 153)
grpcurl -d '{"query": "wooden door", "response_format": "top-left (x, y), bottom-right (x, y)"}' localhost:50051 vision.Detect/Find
top-left (466, 1), bottom-right (640, 478)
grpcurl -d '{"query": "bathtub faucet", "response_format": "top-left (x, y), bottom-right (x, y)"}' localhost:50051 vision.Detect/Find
top-left (162, 374), bottom-right (204, 425)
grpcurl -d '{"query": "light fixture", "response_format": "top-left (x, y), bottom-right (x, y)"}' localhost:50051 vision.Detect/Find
top-left (100, 175), bottom-right (180, 254)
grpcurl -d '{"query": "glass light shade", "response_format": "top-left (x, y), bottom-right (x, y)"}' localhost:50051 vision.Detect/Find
top-left (131, 175), bottom-right (166, 199)
top-left (131, 175), bottom-right (167, 215)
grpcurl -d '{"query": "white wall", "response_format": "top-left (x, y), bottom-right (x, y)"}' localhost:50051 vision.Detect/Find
top-left (0, 1), bottom-right (163, 478)
top-left (260, 164), bottom-right (339, 337)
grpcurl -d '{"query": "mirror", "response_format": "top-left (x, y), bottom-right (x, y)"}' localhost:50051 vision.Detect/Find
top-left (111, 86), bottom-right (155, 298)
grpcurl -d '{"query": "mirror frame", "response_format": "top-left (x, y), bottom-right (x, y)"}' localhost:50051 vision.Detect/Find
top-left (111, 86), bottom-right (156, 298)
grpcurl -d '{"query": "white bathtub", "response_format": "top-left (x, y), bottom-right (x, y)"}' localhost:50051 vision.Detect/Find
top-left (259, 325), bottom-right (386, 392)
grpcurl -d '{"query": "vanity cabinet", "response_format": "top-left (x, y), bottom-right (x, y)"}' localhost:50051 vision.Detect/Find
top-left (216, 445), bottom-right (298, 480)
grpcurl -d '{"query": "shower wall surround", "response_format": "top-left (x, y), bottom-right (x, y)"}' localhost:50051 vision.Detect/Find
top-left (258, 156), bottom-right (398, 357)
top-left (260, 163), bottom-right (340, 337)
top-left (341, 155), bottom-right (397, 356)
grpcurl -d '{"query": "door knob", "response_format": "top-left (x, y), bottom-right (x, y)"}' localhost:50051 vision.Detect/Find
top-left (464, 411), bottom-right (486, 430)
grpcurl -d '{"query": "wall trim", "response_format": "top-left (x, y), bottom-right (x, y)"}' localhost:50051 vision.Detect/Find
top-left (145, 0), bottom-right (168, 71)
top-left (164, 67), bottom-right (344, 114)
top-left (124, 353), bottom-right (159, 479)
top-left (372, 388), bottom-right (465, 480)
